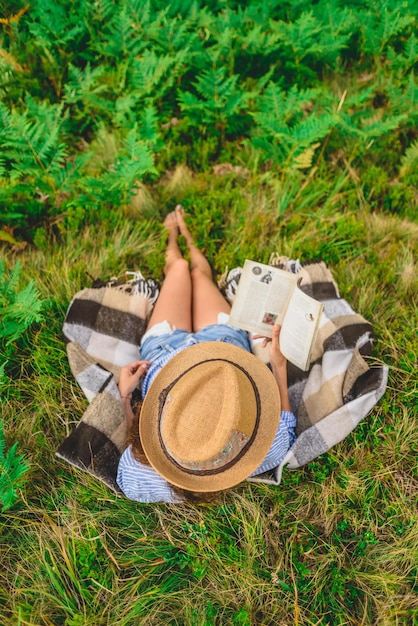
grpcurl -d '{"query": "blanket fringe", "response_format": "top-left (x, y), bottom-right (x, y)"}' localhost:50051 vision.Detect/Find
top-left (88, 271), bottom-right (160, 305)
top-left (269, 254), bottom-right (302, 274)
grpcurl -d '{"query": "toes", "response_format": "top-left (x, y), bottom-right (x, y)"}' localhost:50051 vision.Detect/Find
top-left (163, 211), bottom-right (179, 229)
top-left (175, 204), bottom-right (184, 220)
top-left (175, 205), bottom-right (187, 230)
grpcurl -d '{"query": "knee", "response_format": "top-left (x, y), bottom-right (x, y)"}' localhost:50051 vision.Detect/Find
top-left (165, 257), bottom-right (189, 275)
top-left (191, 266), bottom-right (212, 282)
top-left (173, 258), bottom-right (189, 271)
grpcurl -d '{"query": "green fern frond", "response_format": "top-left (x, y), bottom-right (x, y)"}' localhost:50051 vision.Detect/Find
top-left (241, 24), bottom-right (281, 56)
top-left (343, 86), bottom-right (376, 109)
top-left (387, 33), bottom-right (418, 76)
top-left (250, 83), bottom-right (334, 164)
top-left (178, 67), bottom-right (248, 131)
top-left (0, 258), bottom-right (21, 302)
top-left (290, 113), bottom-right (336, 149)
top-left (102, 4), bottom-right (144, 58)
top-left (128, 50), bottom-right (178, 98)
top-left (55, 152), bottom-right (92, 192)
top-left (357, 1), bottom-right (415, 55)
top-left (137, 105), bottom-right (162, 151)
top-left (270, 11), bottom-right (323, 61)
top-left (28, 0), bottom-right (87, 52)
top-left (0, 419), bottom-right (30, 512)
top-left (87, 0), bottom-right (116, 23)
top-left (65, 63), bottom-right (108, 101)
top-left (359, 112), bottom-right (406, 138)
top-left (0, 98), bottom-right (68, 180)
top-left (0, 260), bottom-right (44, 344)
top-left (92, 126), bottom-right (156, 203)
top-left (254, 83), bottom-right (320, 126)
top-left (127, 0), bottom-right (152, 24)
top-left (400, 140), bottom-right (418, 177)
top-left (194, 68), bottom-right (240, 104)
top-left (387, 73), bottom-right (418, 124)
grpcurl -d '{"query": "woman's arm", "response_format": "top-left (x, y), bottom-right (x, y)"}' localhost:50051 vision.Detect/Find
top-left (265, 324), bottom-right (291, 411)
top-left (118, 360), bottom-right (150, 429)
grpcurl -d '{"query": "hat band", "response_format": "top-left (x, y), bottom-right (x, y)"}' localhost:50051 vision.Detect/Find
top-left (157, 358), bottom-right (261, 477)
top-left (166, 429), bottom-right (250, 471)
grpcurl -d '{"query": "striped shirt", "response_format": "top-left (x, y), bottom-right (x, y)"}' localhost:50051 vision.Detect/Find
top-left (117, 411), bottom-right (296, 504)
top-left (117, 336), bottom-right (297, 503)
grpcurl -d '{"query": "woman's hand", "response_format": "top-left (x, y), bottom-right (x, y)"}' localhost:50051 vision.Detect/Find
top-left (253, 325), bottom-right (291, 410)
top-left (268, 323), bottom-right (287, 370)
top-left (118, 360), bottom-right (151, 400)
top-left (253, 324), bottom-right (287, 370)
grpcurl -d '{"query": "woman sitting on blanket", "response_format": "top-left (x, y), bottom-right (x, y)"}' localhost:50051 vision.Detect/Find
top-left (116, 206), bottom-right (296, 503)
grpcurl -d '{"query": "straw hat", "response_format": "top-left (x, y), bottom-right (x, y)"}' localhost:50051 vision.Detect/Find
top-left (140, 342), bottom-right (281, 492)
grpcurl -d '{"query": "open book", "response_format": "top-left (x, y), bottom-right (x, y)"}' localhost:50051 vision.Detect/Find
top-left (229, 260), bottom-right (324, 371)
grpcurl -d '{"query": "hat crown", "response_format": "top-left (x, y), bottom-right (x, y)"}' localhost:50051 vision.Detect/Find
top-left (161, 361), bottom-right (256, 469)
top-left (139, 342), bottom-right (281, 492)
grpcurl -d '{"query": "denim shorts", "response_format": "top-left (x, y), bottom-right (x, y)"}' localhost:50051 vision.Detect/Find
top-left (140, 322), bottom-right (251, 362)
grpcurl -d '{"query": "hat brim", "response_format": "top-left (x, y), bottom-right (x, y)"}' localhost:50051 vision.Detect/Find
top-left (140, 341), bottom-right (281, 492)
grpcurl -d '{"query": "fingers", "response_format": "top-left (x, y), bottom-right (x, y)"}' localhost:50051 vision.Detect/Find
top-left (125, 360), bottom-right (151, 374)
top-left (118, 361), bottom-right (151, 398)
top-left (253, 324), bottom-right (281, 347)
top-left (120, 361), bottom-right (151, 384)
top-left (131, 362), bottom-right (151, 380)
top-left (271, 324), bottom-right (281, 344)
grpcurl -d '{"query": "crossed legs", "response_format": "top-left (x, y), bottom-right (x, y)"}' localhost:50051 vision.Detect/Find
top-left (145, 206), bottom-right (231, 334)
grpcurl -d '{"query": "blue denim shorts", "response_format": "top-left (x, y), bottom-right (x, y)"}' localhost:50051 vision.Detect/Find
top-left (140, 322), bottom-right (251, 362)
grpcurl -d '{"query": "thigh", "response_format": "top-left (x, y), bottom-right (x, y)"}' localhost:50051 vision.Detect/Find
top-left (146, 258), bottom-right (192, 332)
top-left (191, 267), bottom-right (231, 331)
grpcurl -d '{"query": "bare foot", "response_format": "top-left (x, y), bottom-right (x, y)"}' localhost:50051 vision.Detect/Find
top-left (164, 211), bottom-right (179, 237)
top-left (163, 211), bottom-right (182, 272)
top-left (175, 204), bottom-right (194, 246)
top-left (175, 204), bottom-right (213, 276)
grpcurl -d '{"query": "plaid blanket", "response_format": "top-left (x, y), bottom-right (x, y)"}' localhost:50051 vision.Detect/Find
top-left (57, 260), bottom-right (388, 492)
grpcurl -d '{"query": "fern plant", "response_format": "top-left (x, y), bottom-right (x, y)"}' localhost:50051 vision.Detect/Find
top-left (0, 418), bottom-right (30, 512)
top-left (0, 96), bottom-right (68, 181)
top-left (355, 0), bottom-right (415, 60)
top-left (0, 259), bottom-right (42, 511)
top-left (249, 83), bottom-right (336, 167)
top-left (269, 9), bottom-right (352, 74)
top-left (178, 66), bottom-right (253, 142)
top-left (80, 124), bottom-right (157, 210)
top-left (0, 259), bottom-right (44, 346)
top-left (0, 96), bottom-right (69, 234)
top-left (399, 139), bottom-right (418, 179)
top-left (1, 0), bottom-right (417, 233)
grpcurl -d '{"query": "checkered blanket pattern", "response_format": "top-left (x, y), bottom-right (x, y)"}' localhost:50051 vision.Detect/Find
top-left (57, 261), bottom-right (388, 492)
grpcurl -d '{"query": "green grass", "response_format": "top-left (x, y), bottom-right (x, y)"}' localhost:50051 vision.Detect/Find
top-left (1, 173), bottom-right (417, 624)
top-left (1, 0), bottom-right (417, 622)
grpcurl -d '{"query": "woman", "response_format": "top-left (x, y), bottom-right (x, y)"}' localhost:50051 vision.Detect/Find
top-left (116, 207), bottom-right (296, 503)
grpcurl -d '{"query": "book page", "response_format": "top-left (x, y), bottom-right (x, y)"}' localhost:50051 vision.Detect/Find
top-left (229, 260), bottom-right (297, 337)
top-left (280, 287), bottom-right (324, 371)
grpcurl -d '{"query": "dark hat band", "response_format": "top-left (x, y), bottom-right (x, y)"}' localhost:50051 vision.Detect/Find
top-left (157, 358), bottom-right (261, 477)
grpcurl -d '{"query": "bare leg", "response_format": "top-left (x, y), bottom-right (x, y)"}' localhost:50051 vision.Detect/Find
top-left (175, 205), bottom-right (212, 277)
top-left (145, 212), bottom-right (192, 332)
top-left (176, 205), bottom-right (230, 331)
